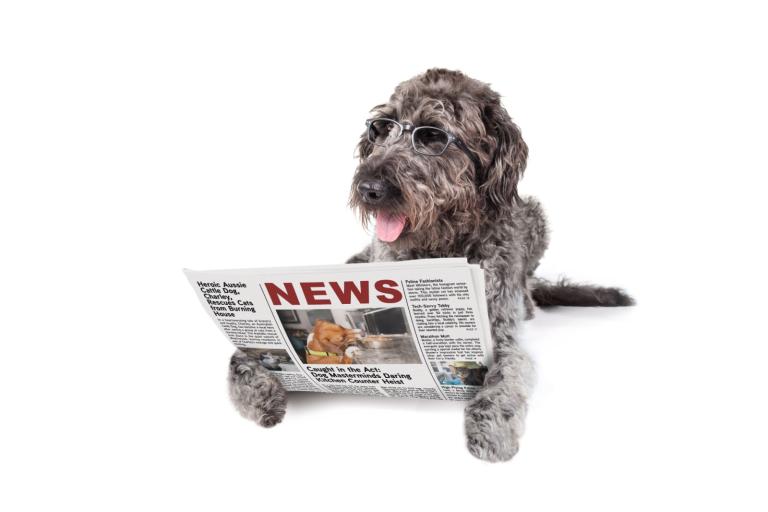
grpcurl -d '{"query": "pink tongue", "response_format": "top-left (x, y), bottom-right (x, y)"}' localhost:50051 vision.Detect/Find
top-left (375, 212), bottom-right (407, 242)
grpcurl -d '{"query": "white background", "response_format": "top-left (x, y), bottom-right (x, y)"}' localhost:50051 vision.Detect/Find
top-left (1, 1), bottom-right (766, 510)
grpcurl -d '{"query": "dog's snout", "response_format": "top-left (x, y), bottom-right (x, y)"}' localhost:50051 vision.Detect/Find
top-left (357, 179), bottom-right (389, 204)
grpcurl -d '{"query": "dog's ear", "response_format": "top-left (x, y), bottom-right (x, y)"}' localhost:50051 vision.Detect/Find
top-left (480, 99), bottom-right (528, 212)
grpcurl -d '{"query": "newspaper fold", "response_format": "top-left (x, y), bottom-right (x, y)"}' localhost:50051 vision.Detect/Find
top-left (184, 258), bottom-right (492, 401)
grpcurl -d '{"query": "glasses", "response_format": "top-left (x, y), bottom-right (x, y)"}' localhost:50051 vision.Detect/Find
top-left (366, 118), bottom-right (477, 161)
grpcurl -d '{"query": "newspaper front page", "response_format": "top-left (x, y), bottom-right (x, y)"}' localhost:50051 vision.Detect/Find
top-left (184, 258), bottom-right (492, 401)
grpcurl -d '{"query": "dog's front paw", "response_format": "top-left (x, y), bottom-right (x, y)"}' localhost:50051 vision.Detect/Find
top-left (464, 391), bottom-right (523, 462)
top-left (229, 353), bottom-right (287, 428)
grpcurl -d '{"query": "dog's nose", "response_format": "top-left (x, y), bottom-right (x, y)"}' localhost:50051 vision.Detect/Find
top-left (357, 179), bottom-right (389, 204)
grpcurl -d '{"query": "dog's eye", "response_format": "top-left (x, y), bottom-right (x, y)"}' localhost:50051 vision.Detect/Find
top-left (368, 119), bottom-right (401, 145)
top-left (413, 127), bottom-right (450, 155)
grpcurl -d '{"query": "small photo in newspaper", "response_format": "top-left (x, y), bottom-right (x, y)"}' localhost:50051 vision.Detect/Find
top-left (276, 307), bottom-right (420, 365)
top-left (431, 361), bottom-right (488, 386)
top-left (238, 348), bottom-right (300, 373)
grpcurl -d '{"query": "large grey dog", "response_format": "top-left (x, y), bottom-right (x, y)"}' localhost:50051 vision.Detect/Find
top-left (229, 68), bottom-right (633, 462)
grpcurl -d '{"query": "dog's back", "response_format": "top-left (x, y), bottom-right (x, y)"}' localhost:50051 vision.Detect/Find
top-left (515, 196), bottom-right (634, 308)
top-left (514, 195), bottom-right (549, 276)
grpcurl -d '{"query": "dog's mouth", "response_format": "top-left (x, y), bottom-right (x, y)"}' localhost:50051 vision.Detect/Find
top-left (375, 211), bottom-right (408, 242)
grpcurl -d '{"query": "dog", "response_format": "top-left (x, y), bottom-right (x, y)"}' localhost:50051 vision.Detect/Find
top-left (305, 320), bottom-right (359, 364)
top-left (228, 68), bottom-right (633, 460)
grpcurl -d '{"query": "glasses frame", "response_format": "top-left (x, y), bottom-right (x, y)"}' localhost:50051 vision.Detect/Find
top-left (365, 118), bottom-right (480, 166)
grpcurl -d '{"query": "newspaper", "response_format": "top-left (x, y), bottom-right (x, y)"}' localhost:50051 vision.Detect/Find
top-left (184, 258), bottom-right (492, 401)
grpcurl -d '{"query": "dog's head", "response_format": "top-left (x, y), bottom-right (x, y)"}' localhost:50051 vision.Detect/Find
top-left (312, 320), bottom-right (358, 350)
top-left (350, 68), bottom-right (528, 251)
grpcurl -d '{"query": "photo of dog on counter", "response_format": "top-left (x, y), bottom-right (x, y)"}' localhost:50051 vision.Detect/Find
top-left (276, 307), bottom-right (421, 365)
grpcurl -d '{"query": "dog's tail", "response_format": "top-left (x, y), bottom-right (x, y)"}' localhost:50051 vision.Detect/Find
top-left (531, 277), bottom-right (635, 308)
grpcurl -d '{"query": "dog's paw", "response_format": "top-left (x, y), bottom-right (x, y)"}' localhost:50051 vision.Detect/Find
top-left (229, 354), bottom-right (287, 428)
top-left (248, 387), bottom-right (286, 428)
top-left (464, 392), bottom-right (523, 462)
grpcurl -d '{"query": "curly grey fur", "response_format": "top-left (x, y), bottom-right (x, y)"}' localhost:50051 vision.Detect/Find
top-left (229, 350), bottom-right (286, 427)
top-left (228, 69), bottom-right (633, 461)
top-left (531, 277), bottom-right (635, 307)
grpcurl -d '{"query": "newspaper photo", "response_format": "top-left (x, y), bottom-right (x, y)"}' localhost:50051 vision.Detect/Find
top-left (184, 258), bottom-right (493, 401)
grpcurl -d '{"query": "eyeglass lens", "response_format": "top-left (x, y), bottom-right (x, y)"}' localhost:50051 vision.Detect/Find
top-left (368, 119), bottom-right (451, 156)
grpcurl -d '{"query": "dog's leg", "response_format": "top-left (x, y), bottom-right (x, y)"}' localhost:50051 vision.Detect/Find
top-left (465, 263), bottom-right (534, 462)
top-left (346, 244), bottom-right (371, 264)
top-left (465, 341), bottom-right (534, 461)
top-left (228, 350), bottom-right (287, 427)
